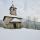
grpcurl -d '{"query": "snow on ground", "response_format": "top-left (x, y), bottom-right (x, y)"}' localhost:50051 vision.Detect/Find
top-left (0, 27), bottom-right (40, 40)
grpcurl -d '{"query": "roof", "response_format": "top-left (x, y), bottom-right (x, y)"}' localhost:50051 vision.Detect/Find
top-left (10, 18), bottom-right (21, 22)
top-left (3, 15), bottom-right (22, 21)
top-left (9, 3), bottom-right (17, 10)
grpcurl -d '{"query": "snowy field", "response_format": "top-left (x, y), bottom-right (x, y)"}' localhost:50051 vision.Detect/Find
top-left (0, 27), bottom-right (40, 40)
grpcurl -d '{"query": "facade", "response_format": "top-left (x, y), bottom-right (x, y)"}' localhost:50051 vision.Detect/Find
top-left (3, 3), bottom-right (22, 29)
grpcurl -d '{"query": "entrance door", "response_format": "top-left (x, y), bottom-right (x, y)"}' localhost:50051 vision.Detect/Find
top-left (14, 23), bottom-right (16, 29)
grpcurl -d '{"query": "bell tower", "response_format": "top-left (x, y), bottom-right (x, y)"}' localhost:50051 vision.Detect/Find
top-left (9, 1), bottom-right (17, 15)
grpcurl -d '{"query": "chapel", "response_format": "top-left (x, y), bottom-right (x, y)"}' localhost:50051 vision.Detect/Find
top-left (3, 1), bottom-right (22, 29)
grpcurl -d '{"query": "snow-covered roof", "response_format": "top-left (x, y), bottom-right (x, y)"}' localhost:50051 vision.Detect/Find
top-left (3, 15), bottom-right (22, 21)
top-left (4, 14), bottom-right (22, 19)
top-left (5, 14), bottom-right (17, 17)
top-left (10, 18), bottom-right (21, 22)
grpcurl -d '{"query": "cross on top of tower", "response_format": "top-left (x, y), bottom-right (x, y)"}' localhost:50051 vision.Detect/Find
top-left (12, 1), bottom-right (13, 4)
top-left (11, 1), bottom-right (14, 8)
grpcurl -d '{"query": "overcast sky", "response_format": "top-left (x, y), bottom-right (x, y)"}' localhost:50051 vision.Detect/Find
top-left (0, 0), bottom-right (40, 21)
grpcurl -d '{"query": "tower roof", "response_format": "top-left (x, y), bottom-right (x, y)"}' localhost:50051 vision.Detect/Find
top-left (9, 1), bottom-right (17, 10)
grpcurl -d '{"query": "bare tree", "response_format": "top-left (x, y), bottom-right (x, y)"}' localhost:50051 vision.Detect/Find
top-left (26, 16), bottom-right (31, 28)
top-left (33, 17), bottom-right (38, 29)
